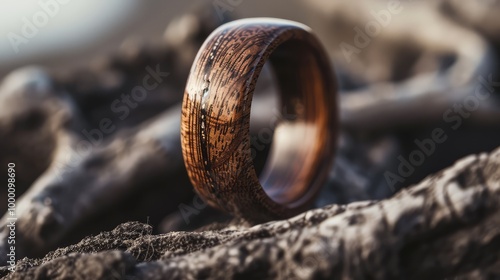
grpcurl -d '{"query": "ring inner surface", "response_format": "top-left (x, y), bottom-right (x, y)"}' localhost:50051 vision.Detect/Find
top-left (257, 39), bottom-right (329, 206)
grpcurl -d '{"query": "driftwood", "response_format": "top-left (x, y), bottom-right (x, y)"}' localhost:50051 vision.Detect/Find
top-left (3, 146), bottom-right (500, 279)
top-left (0, 102), bottom-right (193, 262)
top-left (340, 72), bottom-right (500, 131)
top-left (0, 67), bottom-right (68, 203)
top-left (307, 0), bottom-right (500, 131)
top-left (308, 0), bottom-right (494, 83)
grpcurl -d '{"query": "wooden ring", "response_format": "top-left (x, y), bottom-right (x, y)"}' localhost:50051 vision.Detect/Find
top-left (181, 18), bottom-right (338, 223)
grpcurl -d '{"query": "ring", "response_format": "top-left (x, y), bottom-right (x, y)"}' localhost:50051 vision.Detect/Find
top-left (181, 18), bottom-right (338, 223)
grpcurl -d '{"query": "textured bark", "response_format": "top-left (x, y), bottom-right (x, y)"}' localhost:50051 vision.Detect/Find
top-left (133, 147), bottom-right (500, 280)
top-left (4, 147), bottom-right (500, 279)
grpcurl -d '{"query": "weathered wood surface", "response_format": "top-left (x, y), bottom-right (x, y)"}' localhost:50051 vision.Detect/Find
top-left (3, 147), bottom-right (500, 279)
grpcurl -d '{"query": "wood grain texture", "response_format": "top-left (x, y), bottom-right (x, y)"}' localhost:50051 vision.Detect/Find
top-left (181, 18), bottom-right (338, 223)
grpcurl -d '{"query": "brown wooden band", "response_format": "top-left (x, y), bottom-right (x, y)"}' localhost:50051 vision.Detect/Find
top-left (181, 18), bottom-right (338, 223)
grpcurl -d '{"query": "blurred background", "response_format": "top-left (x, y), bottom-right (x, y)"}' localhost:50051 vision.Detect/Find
top-left (1, 0), bottom-right (500, 264)
top-left (0, 0), bottom-right (315, 76)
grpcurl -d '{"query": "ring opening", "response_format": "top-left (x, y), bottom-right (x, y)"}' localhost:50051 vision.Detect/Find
top-left (251, 39), bottom-right (331, 206)
top-left (250, 61), bottom-right (279, 178)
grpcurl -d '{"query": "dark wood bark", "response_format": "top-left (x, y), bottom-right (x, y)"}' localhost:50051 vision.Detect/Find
top-left (4, 147), bottom-right (500, 279)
